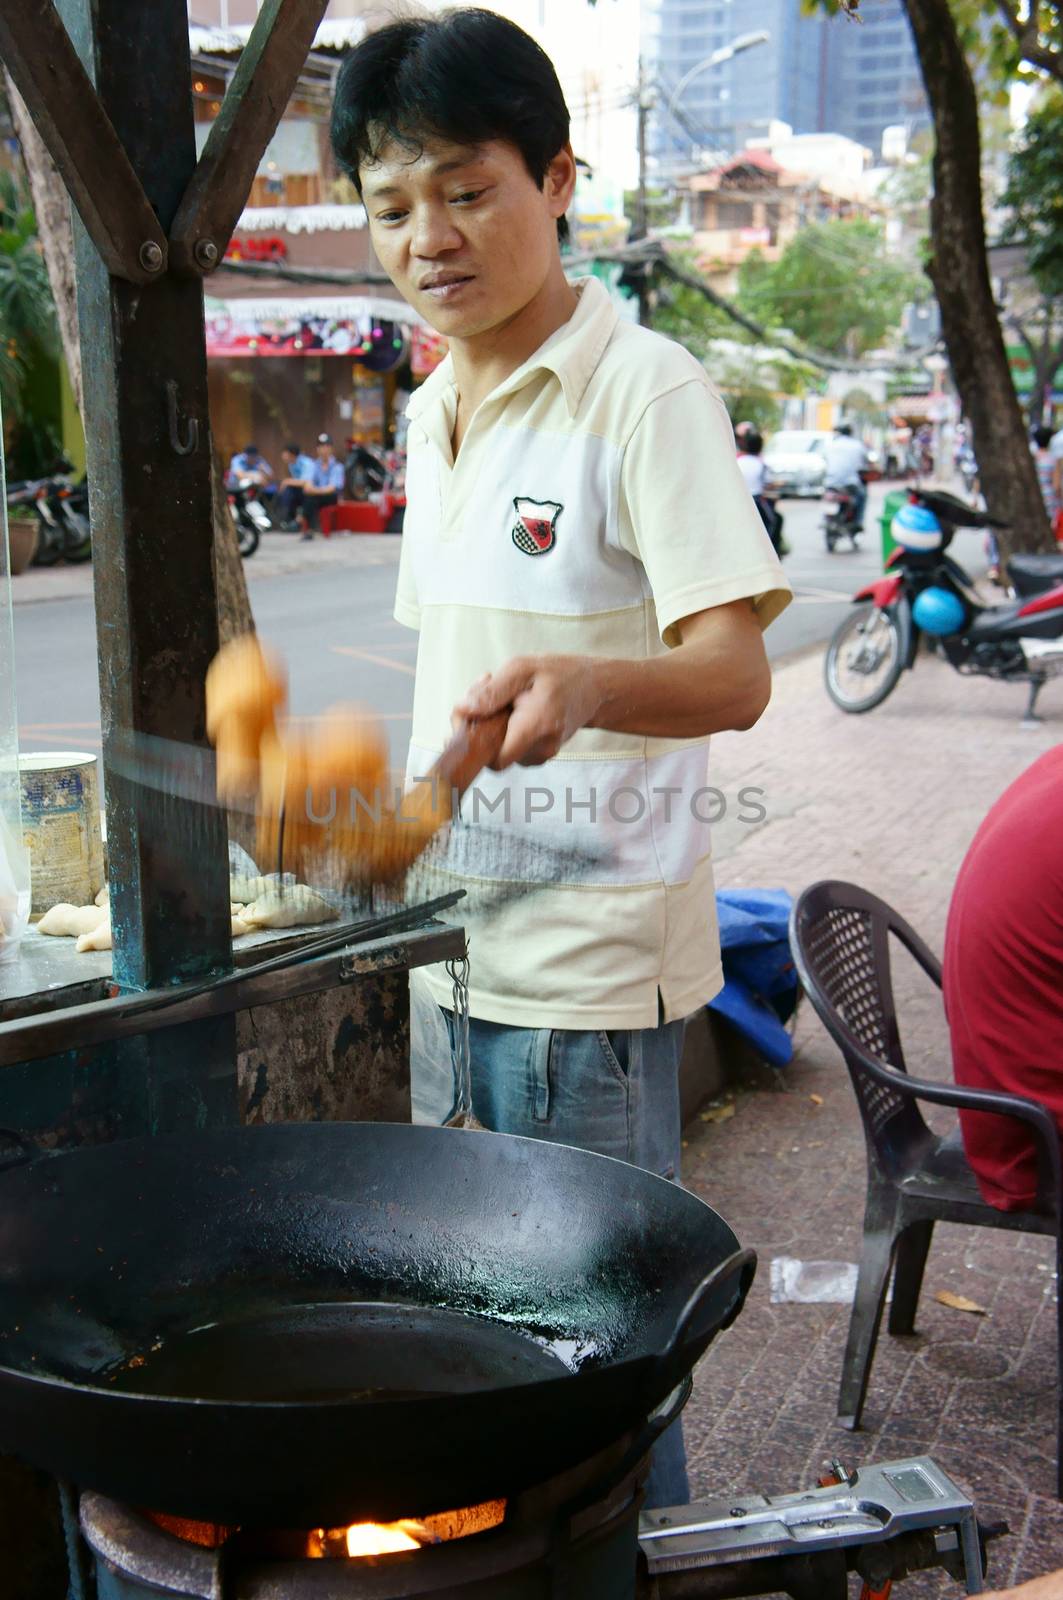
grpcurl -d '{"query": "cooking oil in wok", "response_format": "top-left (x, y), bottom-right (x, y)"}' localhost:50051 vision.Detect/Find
top-left (106, 1302), bottom-right (572, 1403)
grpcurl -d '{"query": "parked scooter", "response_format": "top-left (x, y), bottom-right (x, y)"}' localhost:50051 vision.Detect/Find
top-left (227, 478), bottom-right (267, 558)
top-left (6, 474), bottom-right (91, 565)
top-left (824, 486), bottom-right (1063, 720)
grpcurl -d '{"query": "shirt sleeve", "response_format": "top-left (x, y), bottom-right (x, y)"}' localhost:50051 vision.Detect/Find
top-left (618, 378), bottom-right (792, 647)
top-left (393, 520), bottom-right (420, 630)
top-left (329, 461), bottom-right (346, 491)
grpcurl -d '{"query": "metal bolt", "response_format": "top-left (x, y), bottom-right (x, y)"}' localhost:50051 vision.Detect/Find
top-left (138, 240), bottom-right (164, 273)
top-left (729, 1507), bottom-right (746, 1518)
top-left (194, 238), bottom-right (219, 269)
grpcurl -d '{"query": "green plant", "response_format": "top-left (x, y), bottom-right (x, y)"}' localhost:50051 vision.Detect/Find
top-left (0, 169), bottom-right (58, 418)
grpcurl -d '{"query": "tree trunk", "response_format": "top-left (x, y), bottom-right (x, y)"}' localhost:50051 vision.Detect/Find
top-left (5, 69), bottom-right (256, 640)
top-left (211, 455), bottom-right (256, 645)
top-left (4, 73), bottom-right (83, 416)
top-left (902, 0), bottom-right (1054, 561)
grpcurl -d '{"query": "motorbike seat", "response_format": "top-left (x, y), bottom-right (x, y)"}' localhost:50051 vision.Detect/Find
top-left (966, 601), bottom-right (1027, 639)
top-left (1008, 553), bottom-right (1063, 598)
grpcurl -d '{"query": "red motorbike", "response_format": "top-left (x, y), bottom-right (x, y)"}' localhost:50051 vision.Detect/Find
top-left (825, 487), bottom-right (1063, 720)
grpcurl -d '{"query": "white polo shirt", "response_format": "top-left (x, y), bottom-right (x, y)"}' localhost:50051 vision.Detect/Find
top-left (396, 277), bottom-right (791, 1030)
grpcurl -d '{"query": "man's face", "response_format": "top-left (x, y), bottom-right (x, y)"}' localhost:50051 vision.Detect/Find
top-left (361, 136), bottom-right (574, 341)
top-left (317, 443), bottom-right (332, 463)
top-left (282, 450), bottom-right (295, 468)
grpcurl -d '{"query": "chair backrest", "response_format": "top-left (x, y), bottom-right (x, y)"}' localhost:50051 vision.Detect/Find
top-left (791, 881), bottom-right (943, 1170)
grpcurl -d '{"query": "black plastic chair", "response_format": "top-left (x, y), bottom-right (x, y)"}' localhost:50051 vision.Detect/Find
top-left (789, 879), bottom-right (1063, 1495)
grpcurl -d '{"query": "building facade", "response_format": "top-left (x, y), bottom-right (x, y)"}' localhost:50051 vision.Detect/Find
top-left (822, 0), bottom-right (929, 156)
top-left (647, 0), bottom-right (928, 175)
top-left (683, 133), bottom-right (878, 293)
top-left (646, 0), bottom-right (831, 176)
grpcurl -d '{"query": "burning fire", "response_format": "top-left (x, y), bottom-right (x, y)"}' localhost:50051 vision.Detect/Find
top-left (343, 1520), bottom-right (428, 1557)
top-left (148, 1499), bottom-right (507, 1560)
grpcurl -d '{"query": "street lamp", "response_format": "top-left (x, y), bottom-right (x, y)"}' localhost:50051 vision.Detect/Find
top-left (665, 31), bottom-right (771, 128)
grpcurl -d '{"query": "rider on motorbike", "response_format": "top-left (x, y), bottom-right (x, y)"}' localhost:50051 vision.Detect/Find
top-left (823, 423), bottom-right (869, 531)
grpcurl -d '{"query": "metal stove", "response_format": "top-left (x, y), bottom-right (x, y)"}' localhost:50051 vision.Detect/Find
top-left (69, 1455), bottom-right (991, 1599)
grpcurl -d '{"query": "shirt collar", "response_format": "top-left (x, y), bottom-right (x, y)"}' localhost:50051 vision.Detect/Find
top-left (405, 276), bottom-right (618, 428)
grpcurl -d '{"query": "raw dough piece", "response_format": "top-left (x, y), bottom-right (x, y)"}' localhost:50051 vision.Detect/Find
top-left (240, 885), bottom-right (339, 929)
top-left (38, 903), bottom-right (106, 938)
top-left (94, 885), bottom-right (109, 907)
top-left (76, 914), bottom-right (112, 952)
top-left (231, 914), bottom-right (251, 938)
top-left (229, 875), bottom-right (277, 905)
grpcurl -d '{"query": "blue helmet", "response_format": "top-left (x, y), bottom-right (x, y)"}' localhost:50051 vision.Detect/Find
top-left (892, 503), bottom-right (942, 551)
top-left (912, 585), bottom-right (966, 637)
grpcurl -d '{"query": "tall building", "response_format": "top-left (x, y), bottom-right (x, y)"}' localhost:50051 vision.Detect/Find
top-left (824, 0), bottom-right (929, 156)
top-left (647, 0), bottom-right (928, 175)
top-left (646, 0), bottom-right (831, 175)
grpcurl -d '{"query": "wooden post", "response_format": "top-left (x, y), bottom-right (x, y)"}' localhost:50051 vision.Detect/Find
top-left (57, 0), bottom-right (234, 1052)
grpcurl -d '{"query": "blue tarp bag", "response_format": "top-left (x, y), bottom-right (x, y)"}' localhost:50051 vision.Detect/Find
top-left (708, 888), bottom-right (799, 1068)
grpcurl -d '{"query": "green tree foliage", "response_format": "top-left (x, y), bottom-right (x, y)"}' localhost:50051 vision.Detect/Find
top-left (651, 248), bottom-right (733, 357)
top-left (0, 169), bottom-right (57, 419)
top-left (1000, 92), bottom-right (1063, 296)
top-left (735, 219), bottom-right (919, 358)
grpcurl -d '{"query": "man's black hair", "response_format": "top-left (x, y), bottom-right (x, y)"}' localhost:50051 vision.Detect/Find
top-left (283, 441), bottom-right (301, 455)
top-left (740, 427), bottom-right (763, 456)
top-left (331, 9), bottom-right (571, 244)
top-left (1033, 424), bottom-right (1053, 450)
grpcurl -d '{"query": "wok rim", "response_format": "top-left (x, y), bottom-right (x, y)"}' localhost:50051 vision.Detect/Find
top-left (0, 1122), bottom-right (742, 1410)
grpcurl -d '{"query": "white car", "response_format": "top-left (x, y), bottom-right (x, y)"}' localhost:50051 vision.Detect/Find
top-left (763, 430), bottom-right (831, 498)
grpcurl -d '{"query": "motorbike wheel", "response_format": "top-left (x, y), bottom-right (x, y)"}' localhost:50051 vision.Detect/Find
top-left (30, 524), bottom-right (63, 567)
top-left (824, 603), bottom-right (904, 713)
top-left (824, 526), bottom-right (838, 552)
top-left (237, 520), bottom-right (259, 559)
top-left (62, 521), bottom-right (93, 563)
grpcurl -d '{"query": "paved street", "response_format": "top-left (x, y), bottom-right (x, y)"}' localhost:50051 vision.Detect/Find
top-left (11, 481), bottom-right (985, 771)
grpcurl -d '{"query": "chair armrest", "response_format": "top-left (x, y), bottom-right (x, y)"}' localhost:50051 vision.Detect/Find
top-left (856, 1050), bottom-right (1062, 1213)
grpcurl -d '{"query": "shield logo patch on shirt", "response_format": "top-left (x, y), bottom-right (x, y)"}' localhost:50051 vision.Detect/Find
top-left (512, 497), bottom-right (562, 556)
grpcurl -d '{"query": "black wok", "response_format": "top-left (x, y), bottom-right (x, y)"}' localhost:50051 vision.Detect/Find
top-left (0, 1123), bottom-right (753, 1525)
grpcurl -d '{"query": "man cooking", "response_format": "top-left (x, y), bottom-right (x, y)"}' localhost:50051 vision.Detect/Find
top-left (331, 6), bottom-right (790, 1508)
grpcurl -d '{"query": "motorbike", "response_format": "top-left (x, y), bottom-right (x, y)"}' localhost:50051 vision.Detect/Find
top-left (957, 444), bottom-right (979, 499)
top-left (822, 470), bottom-right (872, 552)
top-left (343, 441), bottom-right (407, 532)
top-left (7, 474), bottom-right (92, 565)
top-left (226, 477), bottom-right (268, 558)
top-left (824, 486), bottom-right (1063, 721)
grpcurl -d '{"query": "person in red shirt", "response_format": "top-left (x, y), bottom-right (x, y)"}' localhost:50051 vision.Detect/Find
top-left (943, 746), bottom-right (1063, 1212)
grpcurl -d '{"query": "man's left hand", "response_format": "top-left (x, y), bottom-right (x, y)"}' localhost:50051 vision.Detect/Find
top-left (454, 655), bottom-right (601, 769)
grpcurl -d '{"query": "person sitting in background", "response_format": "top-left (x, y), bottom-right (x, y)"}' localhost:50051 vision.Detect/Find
top-left (299, 433), bottom-right (346, 541)
top-left (823, 422), bottom-right (868, 530)
top-left (943, 746), bottom-right (1063, 1212)
top-left (735, 425), bottom-right (786, 557)
top-left (226, 443), bottom-right (274, 492)
top-left (275, 441), bottom-right (316, 531)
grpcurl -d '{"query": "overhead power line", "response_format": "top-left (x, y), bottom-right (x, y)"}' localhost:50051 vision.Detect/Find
top-left (215, 245), bottom-right (939, 377)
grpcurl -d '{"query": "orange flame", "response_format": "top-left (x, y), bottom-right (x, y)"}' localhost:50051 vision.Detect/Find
top-left (344, 1520), bottom-right (426, 1557)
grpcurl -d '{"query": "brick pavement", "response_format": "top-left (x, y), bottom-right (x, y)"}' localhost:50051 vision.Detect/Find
top-left (678, 646), bottom-right (1063, 1594)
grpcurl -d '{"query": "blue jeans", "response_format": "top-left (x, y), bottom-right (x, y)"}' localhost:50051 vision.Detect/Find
top-left (425, 1010), bottom-right (691, 1510)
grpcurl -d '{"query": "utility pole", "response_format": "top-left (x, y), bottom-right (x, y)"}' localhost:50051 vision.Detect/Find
top-left (631, 55), bottom-right (653, 328)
